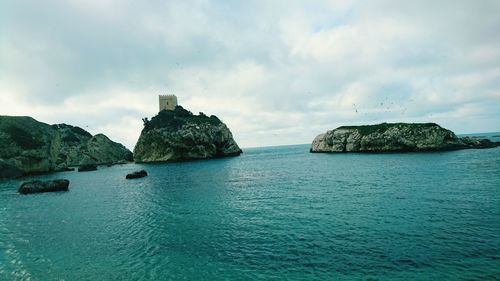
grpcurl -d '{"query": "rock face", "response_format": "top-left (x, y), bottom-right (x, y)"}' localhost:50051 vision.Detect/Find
top-left (0, 115), bottom-right (133, 178)
top-left (18, 179), bottom-right (70, 194)
top-left (310, 123), bottom-right (500, 153)
top-left (0, 159), bottom-right (23, 178)
top-left (134, 106), bottom-right (242, 162)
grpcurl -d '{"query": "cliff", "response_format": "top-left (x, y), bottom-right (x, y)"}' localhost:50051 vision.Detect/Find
top-left (133, 106), bottom-right (242, 162)
top-left (310, 122), bottom-right (499, 153)
top-left (0, 116), bottom-right (133, 178)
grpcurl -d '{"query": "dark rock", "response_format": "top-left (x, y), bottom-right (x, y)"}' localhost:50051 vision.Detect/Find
top-left (18, 179), bottom-right (69, 194)
top-left (459, 136), bottom-right (499, 149)
top-left (126, 170), bottom-right (148, 179)
top-left (0, 160), bottom-right (23, 179)
top-left (78, 164), bottom-right (97, 172)
top-left (311, 123), bottom-right (500, 153)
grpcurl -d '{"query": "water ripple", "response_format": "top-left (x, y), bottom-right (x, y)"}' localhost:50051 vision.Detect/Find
top-left (0, 146), bottom-right (499, 280)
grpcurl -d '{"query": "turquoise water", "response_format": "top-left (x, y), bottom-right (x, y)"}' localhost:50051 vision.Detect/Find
top-left (1, 142), bottom-right (500, 280)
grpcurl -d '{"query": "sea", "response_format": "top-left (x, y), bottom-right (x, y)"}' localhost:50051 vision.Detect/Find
top-left (1, 134), bottom-right (499, 280)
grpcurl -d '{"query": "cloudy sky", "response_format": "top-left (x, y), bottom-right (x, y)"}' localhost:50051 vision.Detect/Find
top-left (1, 0), bottom-right (499, 149)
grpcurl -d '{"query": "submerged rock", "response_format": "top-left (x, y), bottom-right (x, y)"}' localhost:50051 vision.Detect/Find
top-left (310, 123), bottom-right (500, 153)
top-left (18, 179), bottom-right (69, 194)
top-left (78, 164), bottom-right (98, 172)
top-left (133, 106), bottom-right (242, 162)
top-left (0, 115), bottom-right (132, 178)
top-left (126, 170), bottom-right (148, 179)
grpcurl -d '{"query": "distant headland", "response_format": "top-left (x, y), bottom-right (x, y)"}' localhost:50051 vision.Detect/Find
top-left (310, 123), bottom-right (500, 153)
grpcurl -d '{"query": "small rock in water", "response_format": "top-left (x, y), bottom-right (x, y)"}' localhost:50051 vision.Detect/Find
top-left (18, 179), bottom-right (70, 194)
top-left (126, 170), bottom-right (148, 179)
top-left (78, 164), bottom-right (97, 172)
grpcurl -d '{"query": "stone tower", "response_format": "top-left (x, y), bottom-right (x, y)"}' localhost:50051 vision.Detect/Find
top-left (159, 94), bottom-right (178, 111)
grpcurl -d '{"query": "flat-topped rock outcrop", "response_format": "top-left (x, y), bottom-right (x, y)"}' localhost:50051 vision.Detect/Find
top-left (310, 123), bottom-right (499, 153)
top-left (133, 106), bottom-right (242, 162)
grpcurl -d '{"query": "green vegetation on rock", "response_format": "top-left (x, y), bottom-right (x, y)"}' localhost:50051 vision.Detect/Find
top-left (337, 122), bottom-right (438, 136)
top-left (311, 122), bottom-right (499, 153)
top-left (1, 115), bottom-right (133, 178)
top-left (52, 124), bottom-right (93, 138)
top-left (4, 126), bottom-right (44, 149)
top-left (142, 106), bottom-right (222, 132)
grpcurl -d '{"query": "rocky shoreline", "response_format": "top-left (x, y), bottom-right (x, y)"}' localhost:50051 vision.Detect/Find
top-left (0, 116), bottom-right (133, 178)
top-left (0, 108), bottom-right (242, 179)
top-left (310, 123), bottom-right (499, 153)
top-left (3, 115), bottom-right (498, 181)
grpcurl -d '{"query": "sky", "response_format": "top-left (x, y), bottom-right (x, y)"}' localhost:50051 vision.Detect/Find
top-left (1, 0), bottom-right (499, 149)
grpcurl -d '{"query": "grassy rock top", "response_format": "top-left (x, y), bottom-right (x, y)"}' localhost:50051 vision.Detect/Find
top-left (142, 106), bottom-right (222, 132)
top-left (336, 122), bottom-right (440, 136)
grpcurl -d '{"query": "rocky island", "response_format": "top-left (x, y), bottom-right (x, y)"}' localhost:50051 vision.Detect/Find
top-left (0, 116), bottom-right (133, 178)
top-left (310, 122), bottom-right (499, 153)
top-left (133, 106), bottom-right (242, 162)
